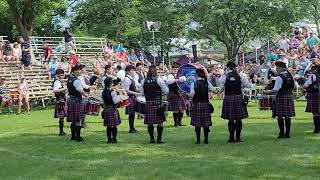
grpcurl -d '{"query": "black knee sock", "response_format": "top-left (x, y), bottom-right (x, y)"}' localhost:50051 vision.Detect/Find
top-left (148, 126), bottom-right (155, 141)
top-left (157, 125), bottom-right (164, 142)
top-left (313, 116), bottom-right (320, 133)
top-left (277, 117), bottom-right (285, 137)
top-left (75, 126), bottom-right (82, 141)
top-left (235, 120), bottom-right (242, 141)
top-left (112, 127), bottom-right (118, 142)
top-left (129, 114), bottom-right (135, 131)
top-left (228, 120), bottom-right (235, 141)
top-left (203, 127), bottom-right (209, 143)
top-left (173, 113), bottom-right (178, 126)
top-left (284, 117), bottom-right (291, 137)
top-left (106, 126), bottom-right (112, 142)
top-left (59, 120), bottom-right (64, 134)
top-left (71, 123), bottom-right (76, 140)
top-left (178, 112), bottom-right (183, 125)
top-left (195, 127), bottom-right (201, 143)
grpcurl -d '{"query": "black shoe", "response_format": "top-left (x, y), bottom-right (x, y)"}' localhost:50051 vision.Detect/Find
top-left (204, 139), bottom-right (208, 144)
top-left (112, 139), bottom-right (118, 143)
top-left (129, 130), bottom-right (135, 133)
top-left (150, 139), bottom-right (156, 144)
top-left (107, 140), bottom-right (113, 144)
top-left (235, 139), bottom-right (243, 143)
top-left (228, 139), bottom-right (235, 143)
top-left (285, 135), bottom-right (290, 138)
top-left (196, 141), bottom-right (200, 144)
top-left (278, 135), bottom-right (285, 139)
top-left (59, 132), bottom-right (66, 136)
top-left (157, 140), bottom-right (165, 144)
top-left (75, 137), bottom-right (84, 142)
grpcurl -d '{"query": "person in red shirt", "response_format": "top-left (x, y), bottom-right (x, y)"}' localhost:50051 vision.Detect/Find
top-left (43, 42), bottom-right (52, 70)
top-left (69, 50), bottom-right (79, 67)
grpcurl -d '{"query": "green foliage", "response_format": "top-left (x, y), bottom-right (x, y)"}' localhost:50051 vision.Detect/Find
top-left (0, 101), bottom-right (319, 179)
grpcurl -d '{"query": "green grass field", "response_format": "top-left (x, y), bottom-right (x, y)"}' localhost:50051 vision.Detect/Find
top-left (0, 100), bottom-right (319, 180)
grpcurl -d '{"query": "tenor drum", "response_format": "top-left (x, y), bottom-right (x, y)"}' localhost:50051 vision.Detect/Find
top-left (258, 95), bottom-right (275, 110)
top-left (176, 63), bottom-right (207, 93)
top-left (135, 96), bottom-right (146, 114)
top-left (85, 98), bottom-right (101, 115)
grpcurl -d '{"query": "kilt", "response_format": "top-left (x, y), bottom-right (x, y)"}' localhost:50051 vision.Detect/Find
top-left (191, 101), bottom-right (212, 127)
top-left (273, 92), bottom-right (295, 117)
top-left (125, 96), bottom-right (136, 115)
top-left (67, 96), bottom-right (85, 126)
top-left (54, 101), bottom-right (67, 119)
top-left (305, 92), bottom-right (320, 113)
top-left (221, 95), bottom-right (248, 120)
top-left (103, 105), bottom-right (121, 127)
top-left (168, 93), bottom-right (186, 112)
top-left (144, 99), bottom-right (166, 125)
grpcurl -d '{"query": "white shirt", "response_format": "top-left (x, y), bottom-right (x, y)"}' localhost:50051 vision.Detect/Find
top-left (79, 75), bottom-right (90, 90)
top-left (116, 70), bottom-right (126, 81)
top-left (53, 79), bottom-right (62, 91)
top-left (140, 77), bottom-right (169, 95)
top-left (166, 74), bottom-right (177, 85)
top-left (123, 74), bottom-right (138, 92)
top-left (73, 79), bottom-right (84, 93)
top-left (303, 74), bottom-right (317, 88)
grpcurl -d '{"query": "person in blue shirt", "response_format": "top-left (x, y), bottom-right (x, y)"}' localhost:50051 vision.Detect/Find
top-left (18, 36), bottom-right (31, 70)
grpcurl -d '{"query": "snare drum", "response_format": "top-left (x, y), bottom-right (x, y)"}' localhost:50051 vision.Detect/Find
top-left (135, 96), bottom-right (146, 114)
top-left (119, 95), bottom-right (130, 107)
top-left (85, 98), bottom-right (101, 115)
top-left (258, 95), bottom-right (274, 110)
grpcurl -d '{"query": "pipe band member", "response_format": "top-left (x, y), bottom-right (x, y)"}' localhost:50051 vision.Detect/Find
top-left (140, 65), bottom-right (169, 144)
top-left (67, 64), bottom-right (88, 142)
top-left (123, 65), bottom-right (140, 133)
top-left (220, 61), bottom-right (251, 143)
top-left (53, 69), bottom-right (67, 136)
top-left (101, 77), bottom-right (125, 143)
top-left (166, 64), bottom-right (187, 127)
top-left (189, 68), bottom-right (214, 144)
top-left (264, 61), bottom-right (295, 139)
top-left (303, 65), bottom-right (320, 134)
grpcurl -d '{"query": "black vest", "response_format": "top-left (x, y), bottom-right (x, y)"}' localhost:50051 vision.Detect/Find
top-left (193, 79), bottom-right (209, 102)
top-left (225, 72), bottom-right (242, 95)
top-left (278, 72), bottom-right (294, 94)
top-left (168, 74), bottom-right (179, 94)
top-left (143, 77), bottom-right (162, 100)
top-left (52, 78), bottom-right (66, 100)
top-left (67, 75), bottom-right (82, 99)
top-left (137, 71), bottom-right (145, 83)
top-left (306, 75), bottom-right (320, 93)
top-left (102, 89), bottom-right (116, 106)
top-left (126, 75), bottom-right (137, 93)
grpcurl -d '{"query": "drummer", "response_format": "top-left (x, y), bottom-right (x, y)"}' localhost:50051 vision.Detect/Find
top-left (100, 64), bottom-right (116, 88)
top-left (101, 77), bottom-right (127, 143)
top-left (140, 65), bottom-right (169, 143)
top-left (79, 65), bottom-right (96, 117)
top-left (123, 65), bottom-right (140, 133)
top-left (166, 64), bottom-right (187, 127)
top-left (188, 68), bottom-right (214, 144)
top-left (220, 61), bottom-right (251, 143)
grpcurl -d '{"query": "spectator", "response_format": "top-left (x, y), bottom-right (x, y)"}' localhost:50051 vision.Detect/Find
top-left (287, 49), bottom-right (298, 73)
top-left (258, 50), bottom-right (267, 65)
top-left (12, 42), bottom-right (21, 63)
top-left (60, 56), bottom-right (71, 78)
top-left (117, 49), bottom-right (129, 63)
top-left (42, 42), bottom-right (52, 70)
top-left (17, 78), bottom-right (30, 114)
top-left (48, 56), bottom-right (61, 80)
top-left (18, 36), bottom-right (32, 70)
top-left (298, 35), bottom-right (308, 52)
top-left (267, 49), bottom-right (278, 62)
top-left (138, 49), bottom-right (151, 66)
top-left (69, 50), bottom-right (79, 67)
top-left (279, 34), bottom-right (290, 52)
top-left (296, 54), bottom-right (310, 78)
top-left (93, 54), bottom-right (103, 76)
top-left (306, 32), bottom-right (320, 50)
top-left (302, 26), bottom-right (311, 38)
top-left (0, 41), bottom-right (4, 61)
top-left (104, 42), bottom-right (114, 55)
top-left (63, 27), bottom-right (75, 52)
top-left (115, 42), bottom-right (124, 52)
top-left (0, 77), bottom-right (13, 113)
top-left (128, 49), bottom-right (138, 64)
top-left (3, 43), bottom-right (15, 62)
top-left (290, 34), bottom-right (300, 49)
top-left (277, 51), bottom-right (289, 67)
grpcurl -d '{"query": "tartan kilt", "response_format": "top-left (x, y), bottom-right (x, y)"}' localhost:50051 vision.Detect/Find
top-left (273, 92), bottom-right (295, 117)
top-left (221, 95), bottom-right (248, 120)
top-left (168, 93), bottom-right (186, 112)
top-left (54, 101), bottom-right (67, 119)
top-left (103, 105), bottom-right (121, 127)
top-left (67, 96), bottom-right (85, 126)
top-left (125, 96), bottom-right (136, 115)
top-left (191, 101), bottom-right (212, 127)
top-left (144, 99), bottom-right (166, 125)
top-left (305, 92), bottom-right (320, 113)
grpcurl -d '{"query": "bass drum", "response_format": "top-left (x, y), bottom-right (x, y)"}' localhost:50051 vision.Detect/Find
top-left (176, 63), bottom-right (207, 93)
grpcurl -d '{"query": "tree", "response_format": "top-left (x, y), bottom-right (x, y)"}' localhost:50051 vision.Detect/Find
top-left (190, 0), bottom-right (306, 61)
top-left (2, 0), bottom-right (73, 41)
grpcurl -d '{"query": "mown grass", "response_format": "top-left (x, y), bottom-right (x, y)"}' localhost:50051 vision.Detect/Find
top-left (0, 100), bottom-right (319, 180)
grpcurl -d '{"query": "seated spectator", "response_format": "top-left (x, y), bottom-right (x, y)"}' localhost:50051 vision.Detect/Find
top-left (93, 54), bottom-right (104, 76)
top-left (0, 41), bottom-right (4, 61)
top-left (296, 54), bottom-right (311, 78)
top-left (267, 49), bottom-right (278, 62)
top-left (287, 49), bottom-right (298, 73)
top-left (298, 35), bottom-right (307, 51)
top-left (60, 56), bottom-right (71, 78)
top-left (290, 34), bottom-right (300, 49)
top-left (0, 77), bottom-right (13, 113)
top-left (115, 42), bottom-right (124, 53)
top-left (302, 26), bottom-right (311, 38)
top-left (117, 49), bottom-right (129, 63)
top-left (69, 50), bottom-right (79, 67)
top-left (3, 43), bottom-right (15, 62)
top-left (306, 32), bottom-right (320, 50)
top-left (279, 34), bottom-right (290, 52)
top-left (48, 56), bottom-right (61, 80)
top-left (104, 42), bottom-right (114, 55)
top-left (17, 78), bottom-right (30, 114)
top-left (258, 50), bottom-right (267, 65)
top-left (12, 42), bottom-right (21, 63)
top-left (128, 49), bottom-right (138, 64)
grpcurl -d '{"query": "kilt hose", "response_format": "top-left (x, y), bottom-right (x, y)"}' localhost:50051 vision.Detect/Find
top-left (67, 96), bottom-right (85, 127)
top-left (191, 101), bottom-right (212, 127)
top-left (221, 95), bottom-right (248, 120)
